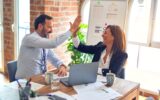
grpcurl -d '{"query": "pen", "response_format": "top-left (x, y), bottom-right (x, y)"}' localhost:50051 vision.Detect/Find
top-left (16, 80), bottom-right (22, 89)
top-left (26, 78), bottom-right (32, 86)
top-left (37, 93), bottom-right (53, 97)
top-left (102, 89), bottom-right (108, 93)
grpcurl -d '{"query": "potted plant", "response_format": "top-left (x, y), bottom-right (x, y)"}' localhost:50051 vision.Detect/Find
top-left (66, 24), bottom-right (93, 65)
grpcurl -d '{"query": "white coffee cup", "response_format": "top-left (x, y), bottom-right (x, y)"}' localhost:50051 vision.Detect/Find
top-left (45, 72), bottom-right (53, 85)
top-left (106, 72), bottom-right (115, 87)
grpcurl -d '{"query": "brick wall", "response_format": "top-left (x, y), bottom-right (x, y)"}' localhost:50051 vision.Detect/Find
top-left (3, 0), bottom-right (14, 74)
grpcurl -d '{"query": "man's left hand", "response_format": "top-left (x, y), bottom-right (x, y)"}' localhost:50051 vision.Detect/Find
top-left (57, 64), bottom-right (67, 76)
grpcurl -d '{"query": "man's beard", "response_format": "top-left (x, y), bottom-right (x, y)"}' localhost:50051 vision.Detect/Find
top-left (41, 27), bottom-right (47, 38)
top-left (41, 27), bottom-right (52, 38)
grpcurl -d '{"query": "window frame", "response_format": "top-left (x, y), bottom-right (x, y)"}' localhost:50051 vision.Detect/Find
top-left (0, 0), bottom-right (4, 72)
top-left (150, 0), bottom-right (160, 48)
top-left (127, 0), bottom-right (160, 48)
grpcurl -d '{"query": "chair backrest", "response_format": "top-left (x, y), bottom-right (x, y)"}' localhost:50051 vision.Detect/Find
top-left (7, 60), bottom-right (17, 82)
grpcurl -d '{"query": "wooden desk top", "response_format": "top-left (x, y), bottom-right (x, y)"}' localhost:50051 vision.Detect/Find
top-left (30, 73), bottom-right (140, 100)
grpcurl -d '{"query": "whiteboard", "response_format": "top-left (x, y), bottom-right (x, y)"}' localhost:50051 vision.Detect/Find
top-left (87, 0), bottom-right (128, 45)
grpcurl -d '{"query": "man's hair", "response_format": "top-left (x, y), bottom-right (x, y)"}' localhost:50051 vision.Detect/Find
top-left (34, 14), bottom-right (53, 30)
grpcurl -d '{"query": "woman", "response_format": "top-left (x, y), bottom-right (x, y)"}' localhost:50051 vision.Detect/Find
top-left (72, 25), bottom-right (128, 79)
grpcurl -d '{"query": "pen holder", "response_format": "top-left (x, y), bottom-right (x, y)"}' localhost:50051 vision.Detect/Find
top-left (18, 86), bottom-right (31, 100)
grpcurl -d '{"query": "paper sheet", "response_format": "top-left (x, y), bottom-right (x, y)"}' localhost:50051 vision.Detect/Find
top-left (0, 86), bottom-right (74, 100)
top-left (74, 86), bottom-right (122, 100)
top-left (73, 82), bottom-right (104, 93)
top-left (0, 86), bottom-right (19, 100)
top-left (73, 80), bottom-right (122, 100)
top-left (6, 79), bottom-right (44, 91)
top-left (97, 75), bottom-right (106, 83)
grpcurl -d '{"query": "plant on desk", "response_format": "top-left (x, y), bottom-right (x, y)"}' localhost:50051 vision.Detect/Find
top-left (66, 24), bottom-right (93, 65)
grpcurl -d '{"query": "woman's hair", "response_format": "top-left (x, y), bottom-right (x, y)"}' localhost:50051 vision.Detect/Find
top-left (106, 25), bottom-right (126, 53)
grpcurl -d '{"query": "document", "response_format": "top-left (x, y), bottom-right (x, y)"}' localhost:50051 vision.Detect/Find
top-left (73, 81), bottom-right (122, 100)
top-left (96, 74), bottom-right (106, 83)
top-left (73, 82), bottom-right (104, 93)
top-left (0, 86), bottom-right (19, 100)
top-left (6, 79), bottom-right (44, 91)
top-left (73, 87), bottom-right (122, 100)
top-left (0, 86), bottom-right (74, 100)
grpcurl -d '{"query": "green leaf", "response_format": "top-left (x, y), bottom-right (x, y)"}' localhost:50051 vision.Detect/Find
top-left (65, 23), bottom-right (92, 65)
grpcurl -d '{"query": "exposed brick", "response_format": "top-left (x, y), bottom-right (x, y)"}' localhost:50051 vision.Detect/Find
top-left (37, 6), bottom-right (45, 11)
top-left (44, 1), bottom-right (54, 5)
top-left (50, 7), bottom-right (59, 11)
top-left (51, 12), bottom-right (64, 17)
top-left (62, 2), bottom-right (70, 6)
top-left (71, 1), bottom-right (79, 6)
top-left (3, 0), bottom-right (15, 73)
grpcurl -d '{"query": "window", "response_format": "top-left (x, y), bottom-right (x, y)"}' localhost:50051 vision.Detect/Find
top-left (81, 0), bottom-right (90, 24)
top-left (126, 0), bottom-right (160, 94)
top-left (127, 0), bottom-right (152, 45)
top-left (14, 0), bottom-right (30, 57)
top-left (152, 0), bottom-right (160, 46)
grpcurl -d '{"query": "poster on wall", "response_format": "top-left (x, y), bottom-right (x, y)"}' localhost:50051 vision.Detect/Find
top-left (87, 0), bottom-right (128, 45)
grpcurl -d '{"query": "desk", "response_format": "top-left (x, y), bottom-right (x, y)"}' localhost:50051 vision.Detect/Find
top-left (30, 74), bottom-right (140, 100)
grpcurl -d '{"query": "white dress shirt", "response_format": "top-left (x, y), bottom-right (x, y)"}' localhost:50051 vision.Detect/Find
top-left (16, 31), bottom-right (71, 79)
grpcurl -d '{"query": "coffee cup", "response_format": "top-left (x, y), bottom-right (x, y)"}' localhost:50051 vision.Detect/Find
top-left (106, 72), bottom-right (115, 87)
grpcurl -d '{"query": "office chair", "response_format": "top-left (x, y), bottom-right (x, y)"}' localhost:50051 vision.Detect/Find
top-left (7, 60), bottom-right (17, 82)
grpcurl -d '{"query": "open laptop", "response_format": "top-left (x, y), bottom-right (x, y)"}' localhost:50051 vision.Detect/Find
top-left (60, 62), bottom-right (99, 86)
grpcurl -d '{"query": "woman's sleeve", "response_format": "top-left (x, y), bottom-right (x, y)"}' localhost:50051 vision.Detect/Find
top-left (109, 52), bottom-right (128, 77)
top-left (75, 42), bottom-right (103, 54)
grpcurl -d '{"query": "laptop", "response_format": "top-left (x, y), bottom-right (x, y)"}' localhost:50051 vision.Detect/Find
top-left (60, 62), bottom-right (99, 86)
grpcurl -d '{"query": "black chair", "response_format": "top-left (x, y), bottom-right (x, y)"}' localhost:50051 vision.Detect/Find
top-left (7, 60), bottom-right (17, 82)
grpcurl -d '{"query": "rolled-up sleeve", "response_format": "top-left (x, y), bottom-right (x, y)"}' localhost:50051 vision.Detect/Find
top-left (24, 31), bottom-right (71, 48)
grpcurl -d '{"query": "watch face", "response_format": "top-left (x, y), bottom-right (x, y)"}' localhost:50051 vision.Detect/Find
top-left (138, 0), bottom-right (144, 4)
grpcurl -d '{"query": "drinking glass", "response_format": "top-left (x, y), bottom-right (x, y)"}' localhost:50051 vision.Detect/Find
top-left (51, 74), bottom-right (60, 90)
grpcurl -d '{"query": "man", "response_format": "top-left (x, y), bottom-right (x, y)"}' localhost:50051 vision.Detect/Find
top-left (16, 14), bottom-right (81, 79)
